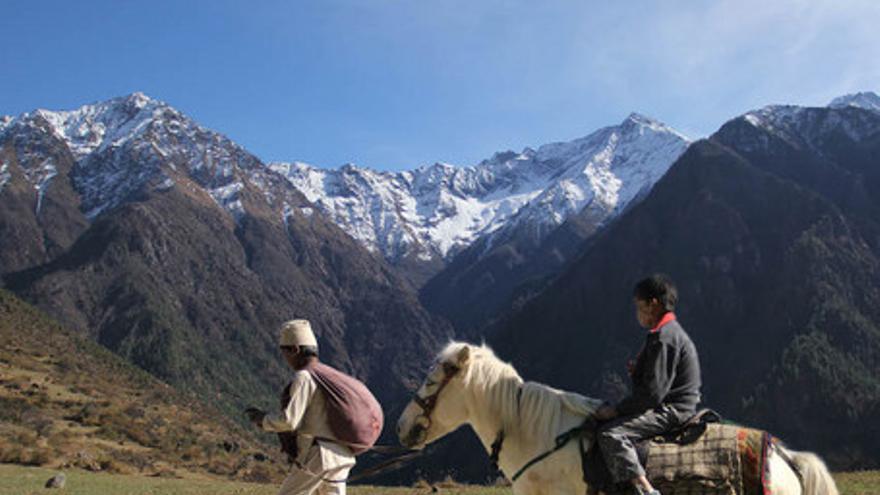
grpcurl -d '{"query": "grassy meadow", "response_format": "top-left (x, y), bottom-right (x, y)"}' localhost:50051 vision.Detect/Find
top-left (2, 464), bottom-right (879, 495)
top-left (0, 464), bottom-right (510, 495)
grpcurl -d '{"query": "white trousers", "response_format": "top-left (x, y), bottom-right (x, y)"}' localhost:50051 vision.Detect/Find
top-left (278, 441), bottom-right (356, 495)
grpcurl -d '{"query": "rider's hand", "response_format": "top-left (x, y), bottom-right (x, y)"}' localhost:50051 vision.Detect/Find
top-left (595, 405), bottom-right (617, 421)
top-left (244, 407), bottom-right (266, 427)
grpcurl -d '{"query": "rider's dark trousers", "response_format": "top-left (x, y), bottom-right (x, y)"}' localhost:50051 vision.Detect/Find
top-left (597, 405), bottom-right (685, 483)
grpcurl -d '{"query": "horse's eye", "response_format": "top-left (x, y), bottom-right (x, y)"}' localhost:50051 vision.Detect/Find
top-left (424, 380), bottom-right (437, 388)
top-left (442, 362), bottom-right (460, 375)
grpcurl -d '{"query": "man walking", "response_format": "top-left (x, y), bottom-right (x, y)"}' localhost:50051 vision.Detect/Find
top-left (246, 319), bottom-right (357, 495)
top-left (594, 274), bottom-right (702, 495)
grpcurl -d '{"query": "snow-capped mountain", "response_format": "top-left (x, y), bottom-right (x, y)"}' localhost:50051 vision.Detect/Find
top-left (271, 113), bottom-right (691, 264)
top-left (0, 92), bottom-right (306, 223)
top-left (0, 94), bottom-right (700, 277)
top-left (828, 91), bottom-right (880, 113)
top-left (9, 90), bottom-right (873, 279)
top-left (731, 91), bottom-right (880, 154)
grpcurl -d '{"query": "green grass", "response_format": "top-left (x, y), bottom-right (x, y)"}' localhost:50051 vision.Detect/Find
top-left (0, 464), bottom-right (510, 495)
top-left (2, 464), bottom-right (878, 494)
top-left (834, 471), bottom-right (880, 495)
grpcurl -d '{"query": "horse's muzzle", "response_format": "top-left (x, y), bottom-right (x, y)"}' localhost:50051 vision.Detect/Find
top-left (400, 423), bottom-right (427, 449)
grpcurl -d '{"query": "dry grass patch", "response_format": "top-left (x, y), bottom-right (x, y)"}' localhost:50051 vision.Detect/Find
top-left (0, 289), bottom-right (285, 481)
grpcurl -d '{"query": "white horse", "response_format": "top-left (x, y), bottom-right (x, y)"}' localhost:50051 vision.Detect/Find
top-left (397, 342), bottom-right (839, 495)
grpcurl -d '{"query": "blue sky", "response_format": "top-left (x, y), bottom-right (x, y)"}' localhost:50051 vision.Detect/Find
top-left (3, 1), bottom-right (878, 171)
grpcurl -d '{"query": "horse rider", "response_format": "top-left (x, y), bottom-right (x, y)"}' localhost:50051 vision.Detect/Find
top-left (245, 319), bottom-right (356, 495)
top-left (593, 274), bottom-right (702, 495)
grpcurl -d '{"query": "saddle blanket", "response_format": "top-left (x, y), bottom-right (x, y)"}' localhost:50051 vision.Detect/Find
top-left (646, 423), bottom-right (772, 495)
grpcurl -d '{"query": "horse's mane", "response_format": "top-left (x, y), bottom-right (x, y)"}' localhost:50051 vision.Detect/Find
top-left (438, 342), bottom-right (598, 448)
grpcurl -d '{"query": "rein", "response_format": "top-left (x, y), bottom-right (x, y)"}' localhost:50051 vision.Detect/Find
top-left (321, 444), bottom-right (428, 484)
top-left (509, 421), bottom-right (593, 482)
top-left (480, 383), bottom-right (594, 484)
top-left (489, 425), bottom-right (590, 483)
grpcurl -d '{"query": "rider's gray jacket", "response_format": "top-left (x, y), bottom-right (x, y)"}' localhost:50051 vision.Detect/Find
top-left (616, 317), bottom-right (701, 418)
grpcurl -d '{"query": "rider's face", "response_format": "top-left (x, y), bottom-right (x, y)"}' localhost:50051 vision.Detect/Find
top-left (634, 297), bottom-right (662, 328)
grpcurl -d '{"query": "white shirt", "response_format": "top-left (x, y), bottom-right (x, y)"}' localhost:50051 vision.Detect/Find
top-left (262, 369), bottom-right (348, 462)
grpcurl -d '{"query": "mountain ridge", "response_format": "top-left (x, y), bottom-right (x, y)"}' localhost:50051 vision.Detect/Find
top-left (272, 113), bottom-right (690, 280)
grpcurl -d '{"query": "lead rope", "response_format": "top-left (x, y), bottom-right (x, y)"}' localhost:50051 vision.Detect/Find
top-left (320, 444), bottom-right (429, 484)
top-left (510, 419), bottom-right (594, 483)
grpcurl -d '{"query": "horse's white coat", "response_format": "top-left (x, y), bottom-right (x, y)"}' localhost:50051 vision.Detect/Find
top-left (397, 342), bottom-right (839, 495)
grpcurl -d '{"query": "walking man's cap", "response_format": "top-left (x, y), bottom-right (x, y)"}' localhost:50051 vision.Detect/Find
top-left (279, 319), bottom-right (318, 347)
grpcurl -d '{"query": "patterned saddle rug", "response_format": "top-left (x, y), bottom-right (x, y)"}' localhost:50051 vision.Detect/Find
top-left (584, 420), bottom-right (773, 495)
top-left (646, 423), bottom-right (773, 495)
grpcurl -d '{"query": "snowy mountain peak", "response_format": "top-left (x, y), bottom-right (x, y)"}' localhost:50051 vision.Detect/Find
top-left (624, 112), bottom-right (688, 139)
top-left (733, 93), bottom-right (880, 154)
top-left (125, 91), bottom-right (154, 108)
top-left (744, 91), bottom-right (880, 133)
top-left (625, 112), bottom-right (662, 127)
top-left (828, 91), bottom-right (880, 113)
top-left (272, 114), bottom-right (690, 263)
top-left (419, 161), bottom-right (457, 173)
top-left (1, 93), bottom-right (271, 220)
top-left (21, 92), bottom-right (171, 161)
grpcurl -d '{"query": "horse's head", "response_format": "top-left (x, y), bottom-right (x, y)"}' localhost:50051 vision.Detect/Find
top-left (397, 343), bottom-right (473, 449)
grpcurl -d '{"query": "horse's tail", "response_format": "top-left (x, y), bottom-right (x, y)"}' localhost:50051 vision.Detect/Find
top-left (785, 448), bottom-right (839, 495)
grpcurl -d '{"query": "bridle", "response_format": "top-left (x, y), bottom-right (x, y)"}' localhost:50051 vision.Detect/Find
top-left (408, 361), bottom-right (461, 442)
top-left (408, 359), bottom-right (507, 474)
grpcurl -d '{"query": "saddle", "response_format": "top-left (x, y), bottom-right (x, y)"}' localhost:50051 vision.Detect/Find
top-left (582, 409), bottom-right (773, 495)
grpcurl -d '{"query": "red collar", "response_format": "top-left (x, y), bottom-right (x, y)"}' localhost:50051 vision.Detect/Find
top-left (649, 312), bottom-right (676, 333)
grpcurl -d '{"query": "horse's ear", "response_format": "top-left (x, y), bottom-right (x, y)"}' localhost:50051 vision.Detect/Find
top-left (456, 345), bottom-right (471, 367)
